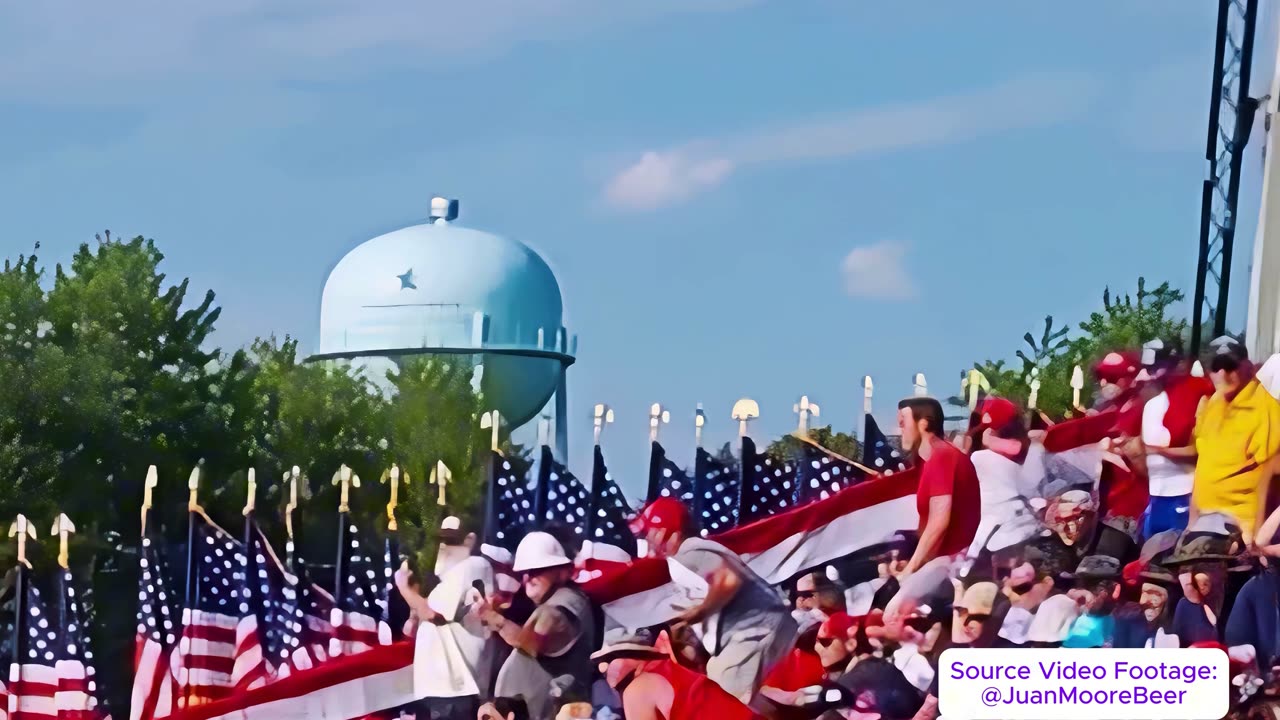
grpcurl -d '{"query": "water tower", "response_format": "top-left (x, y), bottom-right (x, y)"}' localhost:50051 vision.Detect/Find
top-left (308, 196), bottom-right (576, 458)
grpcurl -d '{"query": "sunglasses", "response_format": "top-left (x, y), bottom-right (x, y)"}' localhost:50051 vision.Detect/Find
top-left (795, 591), bottom-right (816, 599)
top-left (816, 636), bottom-right (841, 647)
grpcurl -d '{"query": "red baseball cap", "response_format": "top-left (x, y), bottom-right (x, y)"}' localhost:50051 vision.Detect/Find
top-left (818, 612), bottom-right (857, 641)
top-left (974, 397), bottom-right (1019, 433)
top-left (629, 497), bottom-right (690, 537)
top-left (1094, 351), bottom-right (1141, 383)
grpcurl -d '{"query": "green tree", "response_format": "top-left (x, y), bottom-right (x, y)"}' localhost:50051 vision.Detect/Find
top-left (766, 425), bottom-right (861, 463)
top-left (386, 356), bottom-right (489, 571)
top-left (967, 278), bottom-right (1188, 418)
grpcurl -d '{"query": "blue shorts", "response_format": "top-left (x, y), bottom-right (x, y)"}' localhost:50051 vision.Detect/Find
top-left (1143, 494), bottom-right (1191, 538)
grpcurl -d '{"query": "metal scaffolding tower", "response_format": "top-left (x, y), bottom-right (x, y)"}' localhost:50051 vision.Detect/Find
top-left (1193, 0), bottom-right (1261, 355)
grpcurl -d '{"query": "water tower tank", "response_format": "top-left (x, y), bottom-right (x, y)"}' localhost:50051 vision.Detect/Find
top-left (312, 197), bottom-right (575, 429)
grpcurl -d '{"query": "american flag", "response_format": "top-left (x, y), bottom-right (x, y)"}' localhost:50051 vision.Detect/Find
top-left (171, 517), bottom-right (251, 708)
top-left (587, 445), bottom-right (636, 558)
top-left (7, 580), bottom-right (62, 720)
top-left (793, 439), bottom-right (870, 506)
top-left (238, 523), bottom-right (325, 685)
top-left (533, 446), bottom-right (590, 539)
top-left (737, 436), bottom-right (797, 524)
top-left (129, 522), bottom-right (179, 720)
top-left (295, 571), bottom-right (336, 669)
top-left (375, 533), bottom-right (404, 645)
top-left (693, 447), bottom-right (739, 536)
top-left (646, 442), bottom-right (694, 505)
top-left (328, 520), bottom-right (389, 658)
top-left (482, 451), bottom-right (536, 556)
top-left (53, 568), bottom-right (108, 720)
top-left (862, 415), bottom-right (908, 475)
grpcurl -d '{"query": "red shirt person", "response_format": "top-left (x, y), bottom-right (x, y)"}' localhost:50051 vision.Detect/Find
top-left (886, 397), bottom-right (981, 621)
top-left (594, 630), bottom-right (760, 720)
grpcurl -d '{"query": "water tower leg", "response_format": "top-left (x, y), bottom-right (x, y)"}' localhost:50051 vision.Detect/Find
top-left (555, 364), bottom-right (569, 461)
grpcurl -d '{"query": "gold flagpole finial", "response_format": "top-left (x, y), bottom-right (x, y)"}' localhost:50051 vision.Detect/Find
top-left (731, 398), bottom-right (760, 438)
top-left (9, 515), bottom-right (37, 569)
top-left (51, 514), bottom-right (76, 570)
top-left (332, 464), bottom-right (360, 514)
top-left (381, 463), bottom-right (410, 531)
top-left (793, 395), bottom-right (820, 435)
top-left (284, 465), bottom-right (301, 540)
top-left (863, 376), bottom-right (874, 415)
top-left (243, 468), bottom-right (257, 517)
top-left (694, 404), bottom-right (707, 448)
top-left (429, 461), bottom-right (451, 507)
top-left (913, 373), bottom-right (928, 397)
top-left (480, 410), bottom-right (503, 453)
top-left (141, 465), bottom-right (159, 535)
top-left (1070, 365), bottom-right (1086, 412)
top-left (593, 404), bottom-right (615, 446)
top-left (187, 465), bottom-right (202, 513)
top-left (649, 403), bottom-right (670, 443)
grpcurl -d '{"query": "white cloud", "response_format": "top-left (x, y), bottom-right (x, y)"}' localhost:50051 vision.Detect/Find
top-left (604, 70), bottom-right (1101, 211)
top-left (841, 241), bottom-right (916, 301)
top-left (604, 150), bottom-right (735, 211)
top-left (0, 0), bottom-right (761, 105)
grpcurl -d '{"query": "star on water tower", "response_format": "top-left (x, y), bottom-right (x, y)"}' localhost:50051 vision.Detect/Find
top-left (309, 196), bottom-right (577, 458)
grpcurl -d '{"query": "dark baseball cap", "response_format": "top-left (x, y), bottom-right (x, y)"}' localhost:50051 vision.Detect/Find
top-left (1209, 336), bottom-right (1248, 373)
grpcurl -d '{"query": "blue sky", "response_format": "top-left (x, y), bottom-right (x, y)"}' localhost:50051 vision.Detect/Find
top-left (1, 1), bottom-right (1274, 499)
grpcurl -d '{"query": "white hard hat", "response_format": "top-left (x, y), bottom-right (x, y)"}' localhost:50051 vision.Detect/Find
top-left (441, 516), bottom-right (461, 531)
top-left (512, 531), bottom-right (572, 573)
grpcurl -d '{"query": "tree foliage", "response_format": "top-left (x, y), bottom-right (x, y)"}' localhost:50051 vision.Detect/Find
top-left (963, 278), bottom-right (1188, 418)
top-left (766, 425), bottom-right (861, 463)
top-left (0, 234), bottom-right (495, 716)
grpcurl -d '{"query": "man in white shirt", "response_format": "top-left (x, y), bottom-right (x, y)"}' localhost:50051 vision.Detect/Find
top-left (395, 516), bottom-right (497, 720)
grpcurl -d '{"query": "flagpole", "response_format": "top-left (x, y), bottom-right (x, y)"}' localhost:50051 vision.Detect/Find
top-left (284, 466), bottom-right (300, 571)
top-left (381, 462), bottom-right (408, 645)
top-left (731, 398), bottom-right (759, 523)
top-left (1070, 365), bottom-right (1085, 416)
top-left (181, 464), bottom-right (202, 709)
top-left (331, 464), bottom-right (360, 606)
top-left (51, 514), bottom-right (75, 647)
top-left (694, 404), bottom-right (706, 450)
top-left (480, 411), bottom-right (503, 554)
top-left (9, 514), bottom-right (36, 698)
top-left (243, 468), bottom-right (257, 562)
top-left (589, 404), bottom-right (615, 556)
top-left (862, 376), bottom-right (874, 463)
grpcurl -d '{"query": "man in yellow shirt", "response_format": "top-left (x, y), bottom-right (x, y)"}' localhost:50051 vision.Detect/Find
top-left (1191, 337), bottom-right (1280, 541)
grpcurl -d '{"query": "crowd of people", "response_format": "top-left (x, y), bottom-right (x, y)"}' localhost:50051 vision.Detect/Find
top-left (387, 335), bottom-right (1280, 720)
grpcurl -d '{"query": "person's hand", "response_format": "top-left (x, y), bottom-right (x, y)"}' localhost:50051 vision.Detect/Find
top-left (471, 596), bottom-right (503, 630)
top-left (676, 606), bottom-right (705, 626)
top-left (393, 559), bottom-right (412, 590)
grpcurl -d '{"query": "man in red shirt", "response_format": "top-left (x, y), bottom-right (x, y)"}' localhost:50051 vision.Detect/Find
top-left (886, 397), bottom-right (981, 622)
top-left (593, 629), bottom-right (759, 720)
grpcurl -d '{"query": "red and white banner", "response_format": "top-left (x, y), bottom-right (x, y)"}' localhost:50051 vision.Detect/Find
top-left (582, 470), bottom-right (920, 628)
top-left (168, 642), bottom-right (415, 720)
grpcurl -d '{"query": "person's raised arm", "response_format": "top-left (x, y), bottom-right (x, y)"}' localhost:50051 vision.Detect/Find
top-left (393, 561), bottom-right (439, 623)
top-left (904, 495), bottom-right (951, 575)
top-left (622, 673), bottom-right (673, 720)
top-left (679, 563), bottom-right (742, 625)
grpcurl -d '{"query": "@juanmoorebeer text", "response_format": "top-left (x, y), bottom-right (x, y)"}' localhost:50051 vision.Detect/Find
top-left (937, 647), bottom-right (1229, 720)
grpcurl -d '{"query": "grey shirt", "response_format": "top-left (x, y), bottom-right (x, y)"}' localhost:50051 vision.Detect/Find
top-left (674, 537), bottom-right (790, 654)
top-left (493, 586), bottom-right (595, 720)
